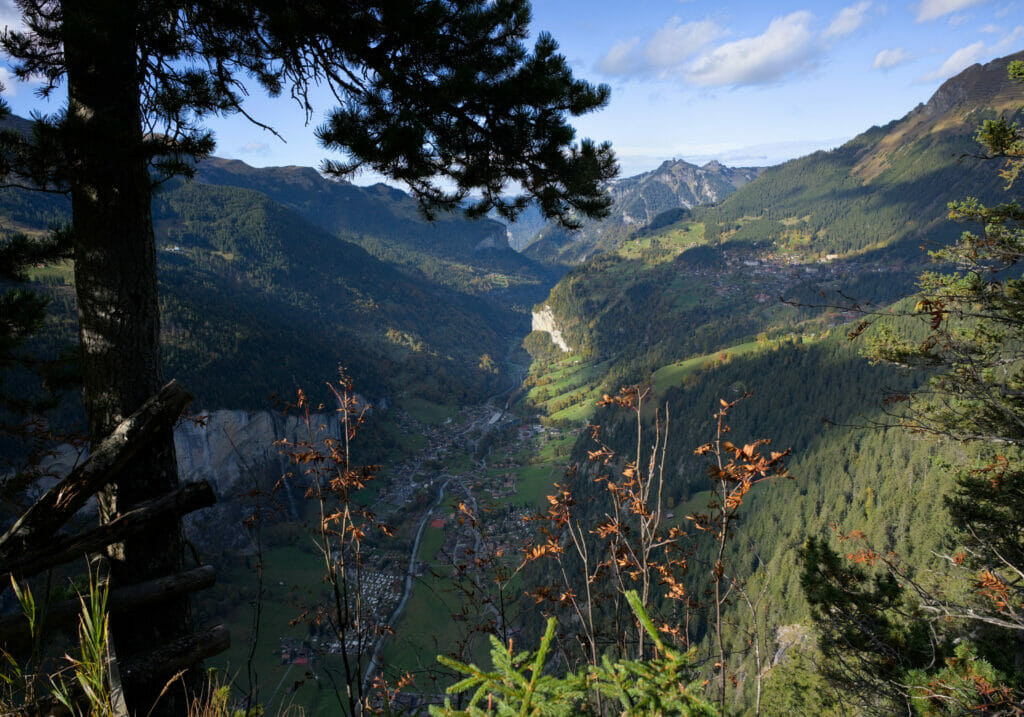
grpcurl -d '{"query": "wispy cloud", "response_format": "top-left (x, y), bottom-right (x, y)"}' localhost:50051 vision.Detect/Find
top-left (992, 24), bottom-right (1024, 51)
top-left (922, 41), bottom-right (986, 79)
top-left (824, 1), bottom-right (872, 38)
top-left (919, 27), bottom-right (1023, 82)
top-left (615, 136), bottom-right (853, 175)
top-left (597, 37), bottom-right (642, 75)
top-left (686, 11), bottom-right (819, 87)
top-left (240, 141), bottom-right (270, 155)
top-left (872, 47), bottom-right (912, 69)
top-left (596, 6), bottom-right (877, 88)
top-left (645, 18), bottom-right (721, 71)
top-left (596, 17), bottom-right (720, 78)
top-left (0, 67), bottom-right (15, 95)
top-left (916, 0), bottom-right (989, 22)
top-left (0, 0), bottom-right (23, 32)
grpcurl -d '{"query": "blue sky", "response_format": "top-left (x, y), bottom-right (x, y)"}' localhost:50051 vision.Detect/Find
top-left (1, 0), bottom-right (1022, 181)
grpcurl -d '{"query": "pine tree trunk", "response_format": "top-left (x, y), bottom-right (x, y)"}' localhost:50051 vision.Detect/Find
top-left (63, 2), bottom-right (194, 713)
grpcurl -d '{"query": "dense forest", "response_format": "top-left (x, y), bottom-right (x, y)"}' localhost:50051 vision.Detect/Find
top-left (3, 13), bottom-right (1024, 713)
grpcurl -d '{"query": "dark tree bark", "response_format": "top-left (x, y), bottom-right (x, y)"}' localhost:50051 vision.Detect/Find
top-left (3, 3), bottom-right (618, 712)
top-left (62, 3), bottom-right (193, 712)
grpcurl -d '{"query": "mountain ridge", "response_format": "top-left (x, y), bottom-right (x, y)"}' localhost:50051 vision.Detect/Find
top-left (521, 157), bottom-right (763, 265)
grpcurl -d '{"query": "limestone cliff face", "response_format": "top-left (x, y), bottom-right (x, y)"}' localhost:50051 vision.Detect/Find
top-left (531, 305), bottom-right (570, 352)
top-left (8, 409), bottom-right (339, 553)
top-left (175, 409), bottom-right (341, 497)
top-left (173, 409), bottom-right (343, 549)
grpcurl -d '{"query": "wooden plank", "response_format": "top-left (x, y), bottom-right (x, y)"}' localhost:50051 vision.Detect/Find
top-left (0, 565), bottom-right (216, 647)
top-left (0, 481), bottom-right (215, 582)
top-left (119, 624), bottom-right (230, 686)
top-left (0, 380), bottom-right (193, 559)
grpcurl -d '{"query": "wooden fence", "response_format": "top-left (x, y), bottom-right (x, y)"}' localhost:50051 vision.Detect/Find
top-left (0, 380), bottom-right (228, 715)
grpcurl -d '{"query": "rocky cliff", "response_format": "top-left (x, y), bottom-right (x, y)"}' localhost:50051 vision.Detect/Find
top-left (174, 408), bottom-right (345, 548)
top-left (531, 305), bottom-right (571, 352)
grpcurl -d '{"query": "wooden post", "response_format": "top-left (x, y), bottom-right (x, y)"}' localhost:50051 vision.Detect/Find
top-left (0, 380), bottom-right (193, 559)
top-left (0, 481), bottom-right (215, 583)
top-left (0, 565), bottom-right (217, 649)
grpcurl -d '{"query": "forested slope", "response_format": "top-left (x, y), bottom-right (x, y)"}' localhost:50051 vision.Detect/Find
top-left (513, 52), bottom-right (1024, 711)
top-left (0, 165), bottom-right (538, 410)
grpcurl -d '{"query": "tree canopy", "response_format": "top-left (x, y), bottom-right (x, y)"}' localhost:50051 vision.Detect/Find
top-left (802, 60), bottom-right (1024, 715)
top-left (0, 2), bottom-right (617, 713)
top-left (3, 0), bottom-right (616, 223)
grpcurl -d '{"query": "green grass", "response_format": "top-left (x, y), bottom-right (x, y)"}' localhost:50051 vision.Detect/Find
top-left (616, 222), bottom-right (706, 265)
top-left (548, 384), bottom-right (604, 423)
top-left (27, 260), bottom-right (74, 285)
top-left (665, 490), bottom-right (712, 530)
top-left (508, 464), bottom-right (560, 507)
top-left (402, 397), bottom-right (458, 425)
top-left (526, 357), bottom-right (611, 423)
top-left (381, 575), bottom-right (463, 690)
top-left (420, 523), bottom-right (447, 566)
top-left (215, 541), bottom-right (347, 716)
top-left (650, 340), bottom-right (764, 396)
top-left (536, 434), bottom-right (575, 463)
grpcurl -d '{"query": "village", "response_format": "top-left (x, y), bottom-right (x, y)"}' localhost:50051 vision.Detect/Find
top-left (268, 398), bottom-right (568, 676)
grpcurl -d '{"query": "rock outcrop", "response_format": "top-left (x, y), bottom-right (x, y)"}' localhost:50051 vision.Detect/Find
top-left (173, 408), bottom-right (344, 551)
top-left (531, 305), bottom-right (570, 352)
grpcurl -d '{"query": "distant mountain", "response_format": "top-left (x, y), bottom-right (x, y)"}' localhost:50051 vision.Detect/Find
top-left (528, 50), bottom-right (1024, 376)
top-left (691, 50), bottom-right (1024, 261)
top-left (492, 203), bottom-right (548, 252)
top-left (195, 158), bottom-right (559, 305)
top-left (152, 179), bottom-right (513, 406)
top-left (0, 150), bottom-right (558, 409)
top-left (521, 158), bottom-right (762, 265)
top-left (516, 52), bottom-right (1024, 712)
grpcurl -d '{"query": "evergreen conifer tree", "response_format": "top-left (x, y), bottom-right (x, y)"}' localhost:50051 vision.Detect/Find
top-left (0, 2), bottom-right (617, 712)
top-left (802, 60), bottom-right (1024, 715)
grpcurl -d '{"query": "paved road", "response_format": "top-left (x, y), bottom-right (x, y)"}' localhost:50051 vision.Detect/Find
top-left (362, 475), bottom-right (453, 691)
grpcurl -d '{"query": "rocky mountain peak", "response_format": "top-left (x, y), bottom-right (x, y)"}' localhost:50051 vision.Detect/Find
top-left (923, 49), bottom-right (1024, 119)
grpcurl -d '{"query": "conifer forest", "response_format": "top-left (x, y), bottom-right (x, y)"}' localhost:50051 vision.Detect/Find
top-left (2, 2), bottom-right (1024, 714)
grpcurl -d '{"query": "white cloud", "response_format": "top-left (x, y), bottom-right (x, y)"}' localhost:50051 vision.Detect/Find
top-left (916, 0), bottom-right (989, 22)
top-left (872, 47), bottom-right (911, 69)
top-left (644, 18), bottom-right (720, 69)
top-left (0, 67), bottom-right (15, 95)
top-left (922, 41), bottom-right (987, 79)
top-left (686, 12), bottom-right (819, 87)
top-left (615, 136), bottom-right (853, 175)
top-left (596, 37), bottom-right (642, 75)
top-left (240, 141), bottom-right (269, 154)
top-left (824, 1), bottom-right (872, 38)
top-left (992, 24), bottom-right (1024, 51)
top-left (0, 0), bottom-right (22, 32)
top-left (981, 23), bottom-right (1001, 32)
top-left (596, 18), bottom-right (720, 78)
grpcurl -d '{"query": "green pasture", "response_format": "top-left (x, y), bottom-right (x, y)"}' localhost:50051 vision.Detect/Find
top-left (401, 397), bottom-right (458, 425)
top-left (381, 574), bottom-right (468, 691)
top-left (215, 541), bottom-right (346, 716)
top-left (27, 259), bottom-right (75, 285)
top-left (526, 357), bottom-right (610, 422)
top-left (650, 340), bottom-right (763, 396)
top-left (616, 222), bottom-right (706, 265)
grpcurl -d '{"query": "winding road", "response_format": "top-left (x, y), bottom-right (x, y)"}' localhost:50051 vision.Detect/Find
top-left (361, 475), bottom-right (453, 691)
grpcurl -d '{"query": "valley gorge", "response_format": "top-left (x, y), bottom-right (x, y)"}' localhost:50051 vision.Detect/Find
top-left (3, 48), bottom-right (1024, 716)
